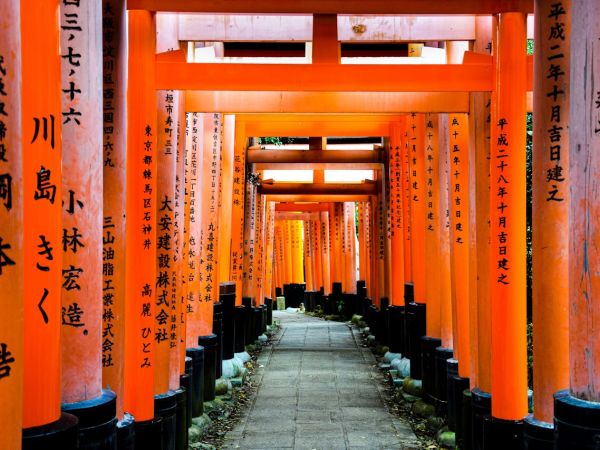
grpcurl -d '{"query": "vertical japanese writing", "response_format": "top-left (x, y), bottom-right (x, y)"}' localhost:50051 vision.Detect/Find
top-left (495, 117), bottom-right (510, 285)
top-left (61, 0), bottom-right (83, 127)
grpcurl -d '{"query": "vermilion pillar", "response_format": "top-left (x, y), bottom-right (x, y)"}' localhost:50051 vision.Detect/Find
top-left (230, 120), bottom-right (246, 305)
top-left (389, 122), bottom-right (405, 306)
top-left (102, 0), bottom-right (127, 421)
top-left (242, 168), bottom-right (258, 299)
top-left (528, 0), bottom-right (570, 437)
top-left (254, 191), bottom-right (265, 303)
top-left (312, 215), bottom-right (323, 292)
top-left (304, 220), bottom-right (314, 291)
top-left (344, 202), bottom-right (357, 294)
top-left (59, 0), bottom-right (104, 405)
top-left (21, 0), bottom-right (68, 437)
top-left (0, 2), bottom-right (23, 448)
top-left (487, 12), bottom-right (528, 443)
top-left (320, 211), bottom-right (331, 295)
top-left (124, 9), bottom-right (158, 431)
top-left (264, 202), bottom-right (275, 300)
top-left (554, 1), bottom-right (600, 448)
top-left (292, 220), bottom-right (304, 284)
top-left (401, 122), bottom-right (413, 286)
top-left (218, 115), bottom-right (235, 285)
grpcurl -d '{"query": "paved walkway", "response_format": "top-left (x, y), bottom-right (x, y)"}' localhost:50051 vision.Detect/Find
top-left (223, 311), bottom-right (419, 449)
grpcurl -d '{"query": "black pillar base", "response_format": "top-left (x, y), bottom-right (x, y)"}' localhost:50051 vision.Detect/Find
top-left (377, 297), bottom-right (390, 345)
top-left (220, 283), bottom-right (237, 361)
top-left (420, 336), bottom-right (442, 404)
top-left (212, 302), bottom-right (224, 379)
top-left (253, 307), bottom-right (262, 341)
top-left (233, 306), bottom-right (247, 353)
top-left (174, 387), bottom-right (188, 450)
top-left (482, 416), bottom-right (524, 450)
top-left (265, 297), bottom-right (273, 325)
top-left (471, 388), bottom-right (491, 450)
top-left (407, 302), bottom-right (426, 380)
top-left (154, 391), bottom-right (177, 450)
top-left (523, 415), bottom-right (553, 450)
top-left (181, 357), bottom-right (193, 429)
top-left (404, 283), bottom-right (414, 305)
top-left (186, 346), bottom-right (205, 417)
top-left (198, 334), bottom-right (218, 402)
top-left (434, 347), bottom-right (453, 416)
top-left (242, 297), bottom-right (254, 345)
top-left (460, 388), bottom-right (473, 450)
top-left (133, 417), bottom-right (163, 450)
top-left (61, 389), bottom-right (117, 450)
top-left (554, 389), bottom-right (600, 450)
top-left (116, 413), bottom-right (135, 450)
top-left (446, 359), bottom-right (468, 432)
top-left (387, 305), bottom-right (405, 355)
top-left (22, 412), bottom-right (79, 450)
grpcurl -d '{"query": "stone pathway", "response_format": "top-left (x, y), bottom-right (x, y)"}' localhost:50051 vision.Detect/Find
top-left (223, 311), bottom-right (419, 449)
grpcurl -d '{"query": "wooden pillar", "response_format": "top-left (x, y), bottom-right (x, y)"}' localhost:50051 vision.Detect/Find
top-left (390, 122), bottom-right (406, 306)
top-left (0, 1), bottom-right (23, 446)
top-left (184, 113), bottom-right (202, 348)
top-left (530, 0), bottom-right (570, 425)
top-left (448, 114), bottom-right (472, 380)
top-left (60, 0), bottom-right (104, 406)
top-left (197, 113), bottom-right (222, 324)
top-left (292, 220), bottom-right (304, 284)
top-left (22, 0), bottom-right (63, 429)
top-left (264, 202), bottom-right (275, 300)
top-left (242, 170), bottom-right (258, 300)
top-left (102, 0), bottom-right (127, 419)
top-left (321, 211), bottom-right (331, 295)
top-left (408, 113), bottom-right (426, 304)
top-left (424, 114), bottom-right (441, 338)
top-left (254, 192), bottom-right (265, 303)
top-left (284, 219), bottom-right (293, 286)
top-left (438, 115), bottom-right (454, 350)
top-left (470, 15), bottom-right (494, 396)
top-left (312, 215), bottom-right (323, 292)
top-left (346, 202), bottom-right (357, 294)
top-left (402, 121), bottom-right (413, 286)
top-left (230, 120), bottom-right (246, 305)
top-left (304, 220), bottom-right (314, 290)
top-left (489, 12), bottom-right (528, 423)
top-left (123, 9), bottom-right (157, 423)
top-left (218, 115), bottom-right (235, 285)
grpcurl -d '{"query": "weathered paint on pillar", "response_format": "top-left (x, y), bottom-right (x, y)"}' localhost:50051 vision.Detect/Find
top-left (264, 202), bottom-right (275, 300)
top-left (230, 120), bottom-right (246, 305)
top-left (243, 169), bottom-right (258, 299)
top-left (424, 114), bottom-right (441, 338)
top-left (60, 0), bottom-right (103, 405)
top-left (0, 1), bottom-right (23, 445)
top-left (154, 89), bottom-right (179, 394)
top-left (329, 203), bottom-right (341, 287)
top-left (438, 115), bottom-right (454, 349)
top-left (569, 0), bottom-right (600, 403)
top-left (448, 114), bottom-right (472, 379)
top-left (408, 113), bottom-right (426, 303)
top-left (304, 220), bottom-right (314, 290)
top-left (390, 122), bottom-right (406, 306)
top-left (22, 0), bottom-right (63, 428)
top-left (532, 0), bottom-right (570, 422)
top-left (490, 12), bottom-right (528, 420)
top-left (471, 15), bottom-right (493, 395)
top-left (363, 201), bottom-right (373, 297)
top-left (184, 113), bottom-right (203, 348)
top-left (344, 202), bottom-right (357, 294)
top-left (402, 121), bottom-right (413, 285)
top-left (218, 115), bottom-right (235, 284)
top-left (312, 216), bottom-right (323, 292)
top-left (197, 113), bottom-right (222, 328)
top-left (102, 0), bottom-right (127, 418)
top-left (254, 191), bottom-right (265, 303)
top-left (321, 211), bottom-right (331, 295)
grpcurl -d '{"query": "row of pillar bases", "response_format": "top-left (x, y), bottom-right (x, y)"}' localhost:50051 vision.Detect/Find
top-left (311, 279), bottom-right (600, 450)
top-left (20, 282), bottom-right (270, 450)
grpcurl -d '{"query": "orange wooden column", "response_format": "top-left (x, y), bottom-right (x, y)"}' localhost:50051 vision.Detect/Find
top-left (357, 202), bottom-right (366, 286)
top-left (424, 114), bottom-right (441, 338)
top-left (438, 115), bottom-right (454, 350)
top-left (529, 0), bottom-right (570, 427)
top-left (489, 12), bottom-right (528, 427)
top-left (264, 202), bottom-right (276, 299)
top-left (363, 201), bottom-right (373, 297)
top-left (345, 202), bottom-right (357, 294)
top-left (274, 221), bottom-right (283, 290)
top-left (553, 1), bottom-right (600, 447)
top-left (408, 113), bottom-right (426, 304)
top-left (312, 215), bottom-right (323, 292)
top-left (242, 170), bottom-right (258, 300)
top-left (0, 2), bottom-right (23, 447)
top-left (329, 204), bottom-right (341, 287)
top-left (371, 191), bottom-right (384, 305)
top-left (448, 114), bottom-right (472, 380)
top-left (123, 9), bottom-right (158, 425)
top-left (470, 15), bottom-right (494, 400)
top-left (197, 113), bottom-right (222, 326)
top-left (102, 0), bottom-right (127, 419)
top-left (320, 211), bottom-right (332, 295)
top-left (389, 122), bottom-right (406, 306)
top-left (218, 115), bottom-right (235, 285)
top-left (254, 191), bottom-right (265, 303)
top-left (303, 220), bottom-right (314, 291)
top-left (230, 120), bottom-right (246, 305)
top-left (59, 0), bottom-right (104, 410)
top-left (154, 89), bottom-right (179, 395)
top-left (292, 220), bottom-right (305, 284)
top-left (21, 0), bottom-right (66, 432)
top-left (401, 121), bottom-right (413, 287)
top-left (284, 220), bottom-right (293, 286)
top-left (184, 112), bottom-right (202, 348)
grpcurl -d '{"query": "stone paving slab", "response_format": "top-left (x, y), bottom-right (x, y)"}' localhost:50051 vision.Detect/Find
top-left (223, 311), bottom-right (419, 449)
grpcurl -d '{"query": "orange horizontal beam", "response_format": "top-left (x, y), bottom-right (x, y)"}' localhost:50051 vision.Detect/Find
top-left (275, 203), bottom-right (329, 212)
top-left (157, 62), bottom-right (494, 92)
top-left (265, 194), bottom-right (370, 202)
top-left (259, 182), bottom-right (377, 196)
top-left (244, 120), bottom-right (392, 137)
top-left (186, 91), bottom-right (472, 113)
top-left (129, 0), bottom-right (532, 14)
top-left (248, 149), bottom-right (383, 164)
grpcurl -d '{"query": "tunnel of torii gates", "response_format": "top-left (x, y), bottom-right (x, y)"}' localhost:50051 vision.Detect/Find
top-left (2, 0), bottom-right (600, 449)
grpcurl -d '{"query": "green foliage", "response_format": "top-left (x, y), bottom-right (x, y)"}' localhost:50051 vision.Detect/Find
top-left (257, 137), bottom-right (297, 146)
top-left (527, 39), bottom-right (534, 56)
